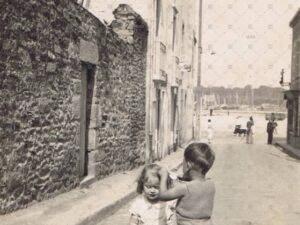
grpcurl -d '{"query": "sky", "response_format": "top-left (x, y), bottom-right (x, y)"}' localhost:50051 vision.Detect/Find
top-left (86, 0), bottom-right (299, 88)
top-left (201, 0), bottom-right (300, 88)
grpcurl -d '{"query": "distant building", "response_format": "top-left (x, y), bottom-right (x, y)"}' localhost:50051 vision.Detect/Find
top-left (285, 9), bottom-right (300, 149)
top-left (81, 0), bottom-right (203, 160)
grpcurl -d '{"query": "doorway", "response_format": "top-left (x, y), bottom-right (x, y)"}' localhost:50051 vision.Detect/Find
top-left (171, 87), bottom-right (178, 151)
top-left (79, 62), bottom-right (95, 178)
top-left (155, 88), bottom-right (165, 159)
top-left (156, 89), bottom-right (161, 159)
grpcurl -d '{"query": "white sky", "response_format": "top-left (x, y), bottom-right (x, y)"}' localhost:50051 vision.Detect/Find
top-left (87, 0), bottom-right (299, 88)
top-left (201, 0), bottom-right (300, 88)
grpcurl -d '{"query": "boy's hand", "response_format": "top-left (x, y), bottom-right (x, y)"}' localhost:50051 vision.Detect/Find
top-left (158, 167), bottom-right (169, 179)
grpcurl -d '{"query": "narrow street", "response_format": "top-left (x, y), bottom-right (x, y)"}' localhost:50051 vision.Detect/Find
top-left (98, 113), bottom-right (300, 225)
top-left (2, 1), bottom-right (300, 223)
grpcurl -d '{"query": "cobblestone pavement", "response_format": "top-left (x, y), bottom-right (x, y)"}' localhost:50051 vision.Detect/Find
top-left (98, 113), bottom-right (300, 225)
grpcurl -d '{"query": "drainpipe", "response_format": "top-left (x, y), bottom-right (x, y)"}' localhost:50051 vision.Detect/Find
top-left (195, 0), bottom-right (203, 140)
top-left (145, 0), bottom-right (155, 164)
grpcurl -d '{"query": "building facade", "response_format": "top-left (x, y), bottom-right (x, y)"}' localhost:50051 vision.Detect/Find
top-left (285, 9), bottom-right (300, 150)
top-left (82, 0), bottom-right (203, 161)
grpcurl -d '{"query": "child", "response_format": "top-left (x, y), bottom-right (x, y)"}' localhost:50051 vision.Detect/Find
top-left (207, 119), bottom-right (213, 144)
top-left (129, 164), bottom-right (175, 225)
top-left (158, 142), bottom-right (216, 225)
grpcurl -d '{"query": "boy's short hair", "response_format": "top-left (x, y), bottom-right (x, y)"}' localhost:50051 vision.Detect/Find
top-left (136, 164), bottom-right (172, 194)
top-left (184, 142), bottom-right (215, 175)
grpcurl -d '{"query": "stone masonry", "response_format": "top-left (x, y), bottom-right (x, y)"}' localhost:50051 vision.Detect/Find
top-left (0, 0), bottom-right (148, 214)
top-left (94, 4), bottom-right (148, 178)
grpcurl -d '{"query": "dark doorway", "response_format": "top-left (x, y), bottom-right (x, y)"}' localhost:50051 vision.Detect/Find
top-left (156, 89), bottom-right (161, 160)
top-left (171, 87), bottom-right (178, 151)
top-left (79, 62), bottom-right (95, 178)
top-left (156, 89), bottom-right (165, 159)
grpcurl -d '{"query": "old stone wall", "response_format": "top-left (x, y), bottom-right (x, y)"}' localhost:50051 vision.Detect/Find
top-left (94, 5), bottom-right (148, 178)
top-left (0, 0), bottom-right (147, 213)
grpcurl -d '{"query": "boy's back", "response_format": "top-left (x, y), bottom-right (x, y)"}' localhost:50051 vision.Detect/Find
top-left (176, 179), bottom-right (215, 220)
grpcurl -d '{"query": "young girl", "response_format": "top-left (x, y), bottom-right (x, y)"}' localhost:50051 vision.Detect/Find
top-left (158, 142), bottom-right (216, 225)
top-left (129, 164), bottom-right (176, 225)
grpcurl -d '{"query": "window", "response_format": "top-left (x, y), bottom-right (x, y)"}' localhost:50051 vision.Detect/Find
top-left (172, 7), bottom-right (178, 50)
top-left (182, 23), bottom-right (185, 42)
top-left (170, 88), bottom-right (178, 131)
top-left (160, 42), bottom-right (167, 72)
top-left (156, 0), bottom-right (163, 36)
top-left (156, 89), bottom-right (161, 131)
top-left (181, 23), bottom-right (185, 54)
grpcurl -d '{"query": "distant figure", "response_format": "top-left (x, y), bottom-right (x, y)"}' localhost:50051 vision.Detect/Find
top-left (246, 116), bottom-right (254, 144)
top-left (267, 119), bottom-right (277, 144)
top-left (207, 119), bottom-right (213, 144)
top-left (210, 109), bottom-right (213, 116)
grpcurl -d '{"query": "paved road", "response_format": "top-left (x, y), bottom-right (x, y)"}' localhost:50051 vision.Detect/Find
top-left (98, 114), bottom-right (300, 225)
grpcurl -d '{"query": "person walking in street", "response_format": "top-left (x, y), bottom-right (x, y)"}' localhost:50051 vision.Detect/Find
top-left (158, 142), bottom-right (216, 225)
top-left (246, 116), bottom-right (254, 144)
top-left (207, 119), bottom-right (213, 144)
top-left (267, 119), bottom-right (277, 144)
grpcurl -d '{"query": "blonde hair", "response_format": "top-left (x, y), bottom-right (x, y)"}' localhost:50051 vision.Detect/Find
top-left (136, 164), bottom-right (172, 193)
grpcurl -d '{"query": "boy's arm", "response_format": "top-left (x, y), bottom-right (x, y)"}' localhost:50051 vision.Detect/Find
top-left (159, 183), bottom-right (187, 201)
top-left (158, 167), bottom-right (187, 201)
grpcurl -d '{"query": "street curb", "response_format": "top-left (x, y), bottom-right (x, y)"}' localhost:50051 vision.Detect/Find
top-left (78, 191), bottom-right (138, 225)
top-left (77, 162), bottom-right (183, 225)
top-left (274, 142), bottom-right (300, 159)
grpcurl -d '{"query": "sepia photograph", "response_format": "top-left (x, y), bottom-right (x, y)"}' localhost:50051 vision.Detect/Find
top-left (0, 0), bottom-right (300, 225)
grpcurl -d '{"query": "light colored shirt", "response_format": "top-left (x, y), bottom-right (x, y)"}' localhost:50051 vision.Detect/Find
top-left (129, 196), bottom-right (175, 225)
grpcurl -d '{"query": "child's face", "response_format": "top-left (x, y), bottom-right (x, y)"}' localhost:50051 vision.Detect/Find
top-left (143, 171), bottom-right (160, 201)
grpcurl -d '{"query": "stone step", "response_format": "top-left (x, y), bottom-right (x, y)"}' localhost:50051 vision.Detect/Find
top-left (79, 174), bottom-right (96, 189)
top-left (80, 151), bottom-right (97, 188)
top-left (88, 162), bottom-right (96, 176)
